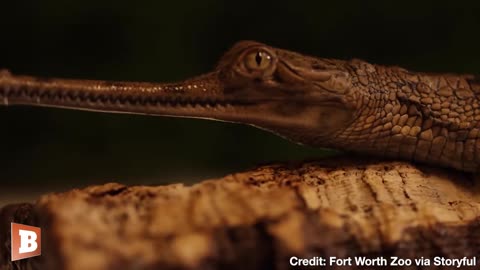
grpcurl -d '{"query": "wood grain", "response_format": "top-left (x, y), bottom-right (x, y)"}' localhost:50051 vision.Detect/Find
top-left (2, 158), bottom-right (480, 269)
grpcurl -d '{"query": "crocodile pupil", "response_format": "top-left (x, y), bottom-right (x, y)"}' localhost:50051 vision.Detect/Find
top-left (255, 52), bottom-right (262, 66)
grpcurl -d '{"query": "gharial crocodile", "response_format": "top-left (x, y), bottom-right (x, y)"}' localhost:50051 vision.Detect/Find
top-left (1, 41), bottom-right (479, 172)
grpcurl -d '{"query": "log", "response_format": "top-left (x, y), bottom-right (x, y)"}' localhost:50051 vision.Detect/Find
top-left (1, 158), bottom-right (480, 270)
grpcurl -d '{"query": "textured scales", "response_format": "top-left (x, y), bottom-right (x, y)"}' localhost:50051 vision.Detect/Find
top-left (1, 41), bottom-right (480, 172)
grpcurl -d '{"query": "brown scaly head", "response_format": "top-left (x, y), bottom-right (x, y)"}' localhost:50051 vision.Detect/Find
top-left (0, 41), bottom-right (359, 146)
top-left (212, 40), bottom-right (359, 144)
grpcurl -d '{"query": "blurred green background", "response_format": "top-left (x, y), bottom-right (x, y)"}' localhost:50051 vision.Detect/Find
top-left (1, 1), bottom-right (479, 205)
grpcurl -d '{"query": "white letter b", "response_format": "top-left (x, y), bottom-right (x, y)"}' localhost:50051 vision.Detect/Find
top-left (18, 229), bottom-right (38, 253)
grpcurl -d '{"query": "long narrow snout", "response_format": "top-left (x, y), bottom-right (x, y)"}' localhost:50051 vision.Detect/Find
top-left (0, 71), bottom-right (244, 120)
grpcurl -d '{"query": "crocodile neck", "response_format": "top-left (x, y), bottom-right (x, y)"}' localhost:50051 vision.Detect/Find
top-left (328, 60), bottom-right (480, 172)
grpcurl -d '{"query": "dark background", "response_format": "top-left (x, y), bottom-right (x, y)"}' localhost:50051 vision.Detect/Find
top-left (1, 1), bottom-right (479, 205)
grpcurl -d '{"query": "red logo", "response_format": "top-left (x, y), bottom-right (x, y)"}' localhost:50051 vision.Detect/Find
top-left (11, 223), bottom-right (41, 261)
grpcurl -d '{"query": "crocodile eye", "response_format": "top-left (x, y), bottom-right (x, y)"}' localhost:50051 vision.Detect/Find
top-left (244, 50), bottom-right (273, 71)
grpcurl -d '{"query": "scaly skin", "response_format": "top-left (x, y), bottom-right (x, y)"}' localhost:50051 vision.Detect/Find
top-left (1, 41), bottom-right (479, 172)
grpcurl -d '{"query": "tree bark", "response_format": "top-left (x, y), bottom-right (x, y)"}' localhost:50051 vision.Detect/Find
top-left (1, 158), bottom-right (480, 270)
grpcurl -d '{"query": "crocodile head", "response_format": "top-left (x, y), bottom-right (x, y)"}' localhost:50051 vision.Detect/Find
top-left (202, 41), bottom-right (358, 144)
top-left (2, 41), bottom-right (360, 146)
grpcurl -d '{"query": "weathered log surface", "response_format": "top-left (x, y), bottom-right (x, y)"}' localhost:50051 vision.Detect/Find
top-left (2, 158), bottom-right (480, 270)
